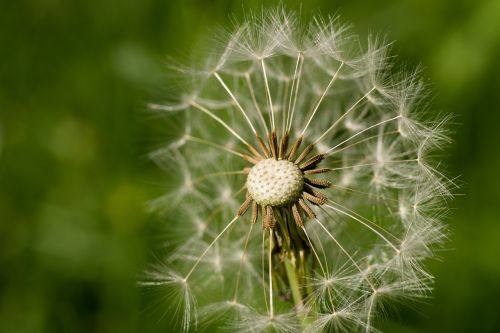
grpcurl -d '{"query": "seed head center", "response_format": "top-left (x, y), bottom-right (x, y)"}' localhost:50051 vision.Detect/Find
top-left (247, 158), bottom-right (304, 207)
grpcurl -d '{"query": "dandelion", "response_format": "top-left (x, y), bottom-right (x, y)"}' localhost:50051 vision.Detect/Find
top-left (141, 8), bottom-right (453, 333)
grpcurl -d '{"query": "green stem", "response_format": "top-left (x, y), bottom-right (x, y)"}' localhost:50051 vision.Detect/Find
top-left (284, 253), bottom-right (303, 309)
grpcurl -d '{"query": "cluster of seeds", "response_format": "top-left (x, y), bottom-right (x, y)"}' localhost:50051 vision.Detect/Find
top-left (142, 8), bottom-right (452, 333)
top-left (246, 159), bottom-right (303, 207)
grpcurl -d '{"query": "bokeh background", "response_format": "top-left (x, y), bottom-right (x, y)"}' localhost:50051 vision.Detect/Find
top-left (1, 0), bottom-right (499, 332)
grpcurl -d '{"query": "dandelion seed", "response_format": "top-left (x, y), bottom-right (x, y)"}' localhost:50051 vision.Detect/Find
top-left (142, 7), bottom-right (453, 333)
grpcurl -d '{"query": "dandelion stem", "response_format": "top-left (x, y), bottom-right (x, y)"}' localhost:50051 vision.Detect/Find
top-left (262, 231), bottom-right (269, 314)
top-left (268, 228), bottom-right (274, 317)
top-left (284, 253), bottom-right (304, 310)
top-left (366, 293), bottom-right (376, 333)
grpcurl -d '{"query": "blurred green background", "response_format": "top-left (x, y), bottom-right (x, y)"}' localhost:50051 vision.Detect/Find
top-left (1, 0), bottom-right (499, 332)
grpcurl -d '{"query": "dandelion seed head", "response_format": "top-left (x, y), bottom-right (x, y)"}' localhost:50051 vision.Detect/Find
top-left (247, 158), bottom-right (304, 206)
top-left (142, 6), bottom-right (454, 333)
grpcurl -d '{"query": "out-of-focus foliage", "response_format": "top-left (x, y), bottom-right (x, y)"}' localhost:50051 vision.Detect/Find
top-left (0, 1), bottom-right (499, 333)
